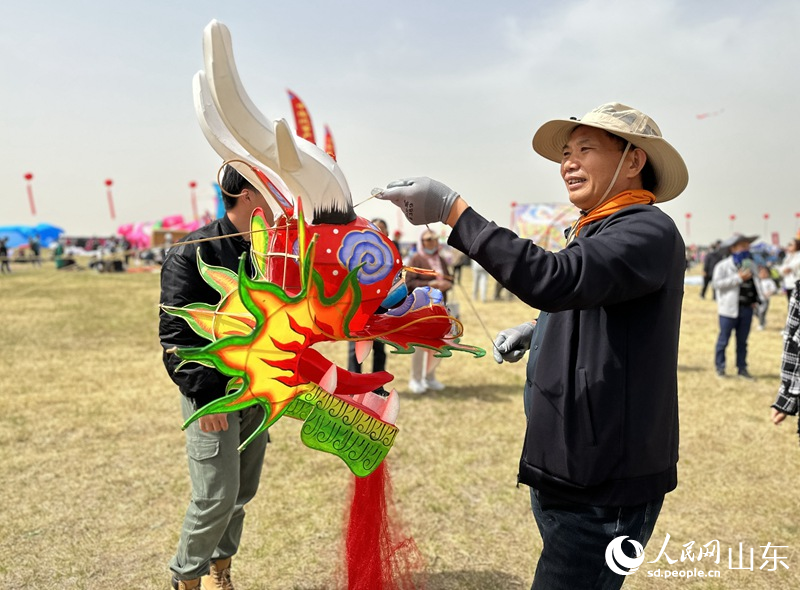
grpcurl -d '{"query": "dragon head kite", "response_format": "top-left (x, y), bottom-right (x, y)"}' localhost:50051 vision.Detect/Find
top-left (163, 20), bottom-right (484, 477)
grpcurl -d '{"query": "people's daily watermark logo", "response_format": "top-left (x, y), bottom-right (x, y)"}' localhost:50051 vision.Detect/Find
top-left (604, 533), bottom-right (789, 578)
top-left (605, 536), bottom-right (645, 576)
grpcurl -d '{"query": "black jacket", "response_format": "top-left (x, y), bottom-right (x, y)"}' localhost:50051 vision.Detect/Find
top-left (450, 204), bottom-right (684, 506)
top-left (703, 247), bottom-right (725, 277)
top-left (159, 215), bottom-right (251, 408)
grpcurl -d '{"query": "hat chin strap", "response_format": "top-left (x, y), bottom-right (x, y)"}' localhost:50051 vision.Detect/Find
top-left (583, 141), bottom-right (631, 215)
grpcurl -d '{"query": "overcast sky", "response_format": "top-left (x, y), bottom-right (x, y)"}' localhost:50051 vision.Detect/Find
top-left (2, 0), bottom-right (798, 246)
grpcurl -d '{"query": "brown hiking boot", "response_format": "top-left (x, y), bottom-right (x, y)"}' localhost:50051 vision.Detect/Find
top-left (201, 558), bottom-right (235, 590)
top-left (171, 577), bottom-right (201, 590)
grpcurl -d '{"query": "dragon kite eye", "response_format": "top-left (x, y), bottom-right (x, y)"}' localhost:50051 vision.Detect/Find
top-left (338, 231), bottom-right (394, 285)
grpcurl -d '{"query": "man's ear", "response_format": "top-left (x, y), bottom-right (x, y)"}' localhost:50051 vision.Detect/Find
top-left (628, 147), bottom-right (647, 178)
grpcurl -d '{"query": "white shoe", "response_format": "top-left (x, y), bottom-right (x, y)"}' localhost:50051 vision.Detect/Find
top-left (424, 377), bottom-right (445, 391)
top-left (408, 379), bottom-right (427, 394)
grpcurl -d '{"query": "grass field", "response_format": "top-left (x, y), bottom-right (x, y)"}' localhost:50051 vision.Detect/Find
top-left (1, 262), bottom-right (799, 589)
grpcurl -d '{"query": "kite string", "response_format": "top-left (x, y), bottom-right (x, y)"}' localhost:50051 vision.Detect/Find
top-left (169, 219), bottom-right (291, 248)
top-left (352, 187), bottom-right (385, 209)
top-left (455, 282), bottom-right (502, 354)
top-left (174, 228), bottom-right (265, 247)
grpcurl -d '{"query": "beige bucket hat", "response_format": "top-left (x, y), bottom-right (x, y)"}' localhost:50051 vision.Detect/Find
top-left (532, 102), bottom-right (689, 203)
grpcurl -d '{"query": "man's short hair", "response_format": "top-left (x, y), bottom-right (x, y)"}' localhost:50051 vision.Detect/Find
top-left (220, 165), bottom-right (256, 210)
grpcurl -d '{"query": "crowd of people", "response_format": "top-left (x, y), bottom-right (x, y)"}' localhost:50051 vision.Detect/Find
top-left (691, 232), bottom-right (800, 458)
top-left (0, 233), bottom-right (180, 273)
top-left (0, 235), bottom-right (41, 271)
top-left (409, 224), bottom-right (800, 409)
top-left (692, 234), bottom-right (800, 379)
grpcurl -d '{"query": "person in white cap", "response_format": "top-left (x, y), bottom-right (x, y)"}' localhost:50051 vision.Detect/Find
top-left (712, 233), bottom-right (761, 379)
top-left (778, 238), bottom-right (800, 302)
top-left (377, 103), bottom-right (688, 589)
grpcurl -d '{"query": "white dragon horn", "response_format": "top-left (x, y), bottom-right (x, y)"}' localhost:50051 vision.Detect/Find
top-left (193, 71), bottom-right (291, 223)
top-left (199, 19), bottom-right (354, 223)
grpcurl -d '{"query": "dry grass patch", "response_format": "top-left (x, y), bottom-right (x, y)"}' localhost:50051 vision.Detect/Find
top-left (1, 265), bottom-right (799, 589)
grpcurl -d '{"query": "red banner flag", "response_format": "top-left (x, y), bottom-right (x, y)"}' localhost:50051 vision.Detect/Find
top-left (287, 90), bottom-right (315, 144)
top-left (324, 125), bottom-right (337, 161)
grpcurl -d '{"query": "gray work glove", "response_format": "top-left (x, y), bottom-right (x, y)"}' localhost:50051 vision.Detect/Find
top-left (377, 177), bottom-right (460, 225)
top-left (493, 322), bottom-right (536, 364)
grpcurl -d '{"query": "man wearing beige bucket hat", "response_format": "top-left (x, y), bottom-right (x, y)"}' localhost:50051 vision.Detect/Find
top-left (379, 102), bottom-right (688, 589)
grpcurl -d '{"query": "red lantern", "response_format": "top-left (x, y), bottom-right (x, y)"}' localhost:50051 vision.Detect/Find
top-left (189, 180), bottom-right (199, 220)
top-left (24, 172), bottom-right (36, 215)
top-left (105, 179), bottom-right (116, 220)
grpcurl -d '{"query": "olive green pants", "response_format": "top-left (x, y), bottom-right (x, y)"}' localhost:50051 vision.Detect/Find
top-left (170, 396), bottom-right (268, 580)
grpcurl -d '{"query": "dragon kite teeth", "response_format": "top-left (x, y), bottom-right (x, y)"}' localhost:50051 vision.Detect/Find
top-left (355, 340), bottom-right (373, 364)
